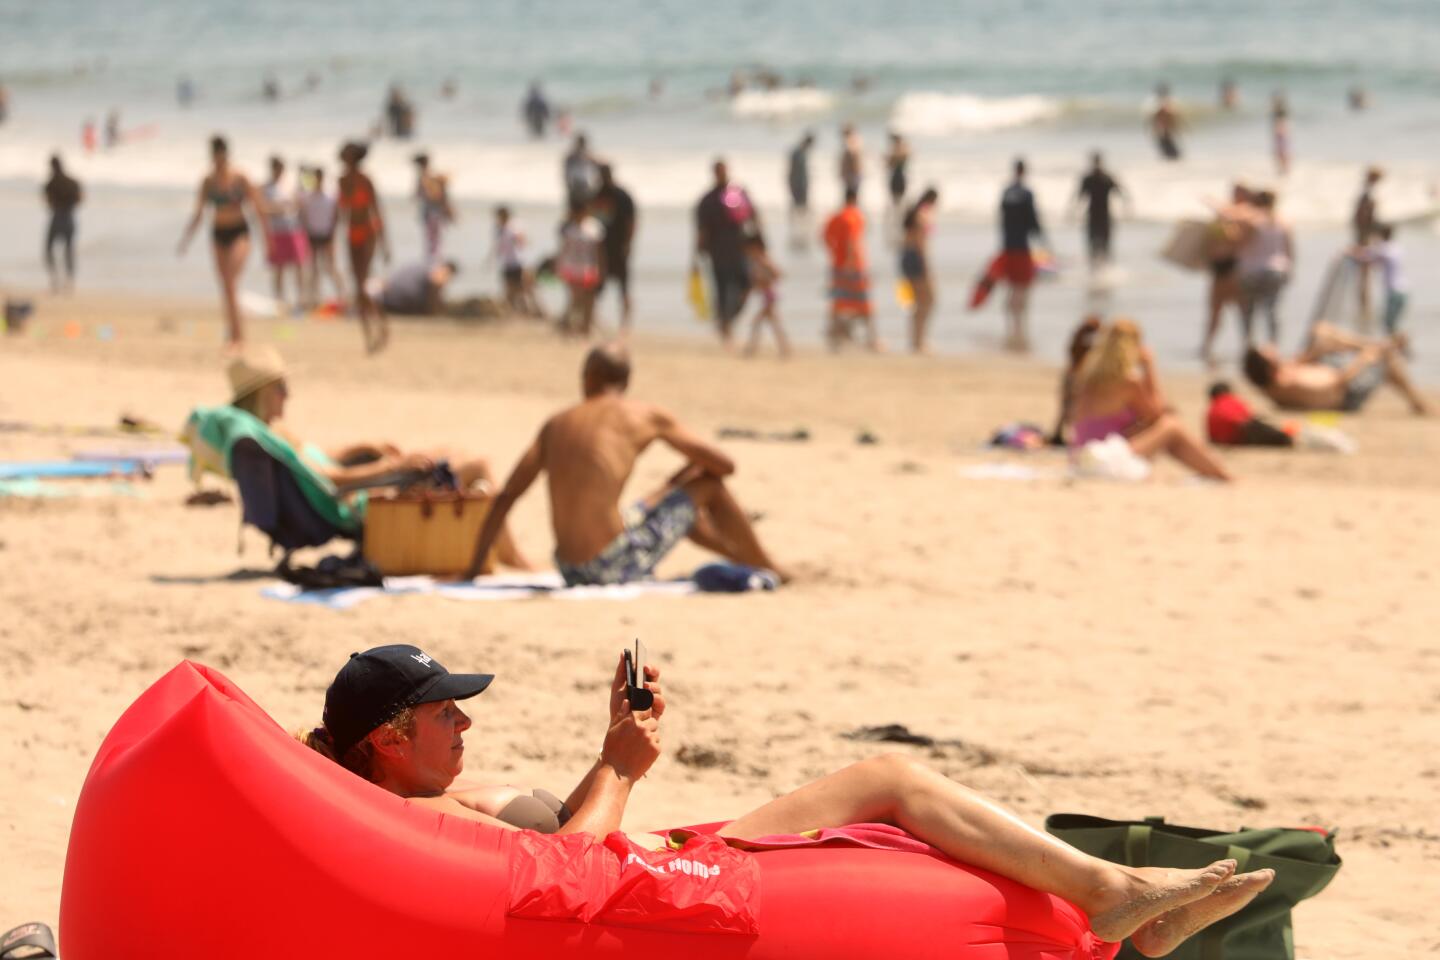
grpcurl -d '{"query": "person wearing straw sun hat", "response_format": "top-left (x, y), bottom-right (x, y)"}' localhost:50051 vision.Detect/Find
top-left (220, 344), bottom-right (536, 568)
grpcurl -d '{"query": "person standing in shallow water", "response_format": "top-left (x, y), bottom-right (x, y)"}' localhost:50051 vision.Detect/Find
top-left (885, 131), bottom-right (910, 232)
top-left (591, 163), bottom-right (638, 330)
top-left (786, 132), bottom-right (814, 250)
top-left (997, 158), bottom-right (1047, 351)
top-left (1270, 92), bottom-right (1291, 177)
top-left (1073, 151), bottom-right (1127, 272)
top-left (1352, 166), bottom-right (1382, 325)
top-left (1149, 84), bottom-right (1182, 161)
top-left (413, 153), bottom-right (454, 262)
top-left (695, 159), bottom-right (758, 349)
top-left (839, 123), bottom-right (863, 198)
top-left (178, 136), bottom-right (268, 346)
top-left (900, 188), bottom-right (938, 354)
top-left (824, 188), bottom-right (880, 352)
top-left (42, 154), bottom-right (83, 293)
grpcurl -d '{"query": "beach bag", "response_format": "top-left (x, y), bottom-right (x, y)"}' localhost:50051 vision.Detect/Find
top-left (363, 490), bottom-right (495, 576)
top-left (1045, 814), bottom-right (1341, 960)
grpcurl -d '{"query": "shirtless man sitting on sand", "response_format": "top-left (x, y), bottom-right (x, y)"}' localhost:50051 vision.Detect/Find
top-left (1242, 322), bottom-right (1428, 415)
top-left (464, 343), bottom-right (789, 584)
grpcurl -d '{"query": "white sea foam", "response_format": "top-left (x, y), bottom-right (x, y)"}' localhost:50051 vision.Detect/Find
top-left (2, 109), bottom-right (1435, 230)
top-left (729, 88), bottom-right (837, 119)
top-left (889, 92), bottom-right (1065, 136)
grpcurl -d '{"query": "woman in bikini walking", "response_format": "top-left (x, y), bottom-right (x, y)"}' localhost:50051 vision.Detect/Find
top-left (337, 141), bottom-right (390, 352)
top-left (178, 136), bottom-right (268, 346)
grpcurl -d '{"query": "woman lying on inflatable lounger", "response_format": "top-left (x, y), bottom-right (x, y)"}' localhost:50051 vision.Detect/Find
top-left (299, 645), bottom-right (1272, 957)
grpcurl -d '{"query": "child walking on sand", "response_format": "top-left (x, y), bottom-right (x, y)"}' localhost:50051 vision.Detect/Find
top-left (556, 199), bottom-right (604, 336)
top-left (742, 235), bottom-right (789, 358)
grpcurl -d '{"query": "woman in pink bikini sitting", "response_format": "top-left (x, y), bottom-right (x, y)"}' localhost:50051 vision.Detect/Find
top-left (1070, 319), bottom-right (1232, 481)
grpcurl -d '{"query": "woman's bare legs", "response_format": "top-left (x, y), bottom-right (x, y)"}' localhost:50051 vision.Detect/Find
top-left (213, 235), bottom-right (250, 346)
top-left (1203, 273), bottom-right (1238, 363)
top-left (910, 276), bottom-right (934, 354)
top-left (319, 243), bottom-right (346, 308)
top-left (349, 238), bottom-right (381, 352)
top-left (720, 754), bottom-right (1242, 947)
top-left (742, 310), bottom-right (765, 357)
top-left (1128, 413), bottom-right (1232, 481)
top-left (769, 312), bottom-right (791, 359)
top-left (743, 304), bottom-right (787, 358)
top-left (1005, 283), bottom-right (1030, 351)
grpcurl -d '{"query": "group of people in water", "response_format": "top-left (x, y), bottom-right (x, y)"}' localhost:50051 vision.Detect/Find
top-left (1153, 77), bottom-right (1368, 174)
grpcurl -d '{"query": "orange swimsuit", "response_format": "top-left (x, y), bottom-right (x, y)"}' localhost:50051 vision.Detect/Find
top-left (340, 176), bottom-right (377, 248)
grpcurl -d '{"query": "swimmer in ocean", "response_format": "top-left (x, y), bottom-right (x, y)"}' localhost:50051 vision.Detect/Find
top-left (1149, 84), bottom-right (1183, 161)
top-left (1271, 92), bottom-right (1291, 177)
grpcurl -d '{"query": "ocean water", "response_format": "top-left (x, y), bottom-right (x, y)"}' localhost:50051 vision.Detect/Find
top-left (1, 0), bottom-right (1438, 371)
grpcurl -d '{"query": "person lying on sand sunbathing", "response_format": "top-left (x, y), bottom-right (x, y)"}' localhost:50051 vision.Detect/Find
top-left (1242, 322), bottom-right (1428, 415)
top-left (1070, 319), bottom-right (1232, 481)
top-left (228, 345), bottom-right (534, 568)
top-left (299, 644), bottom-right (1274, 958)
top-left (462, 342), bottom-right (789, 584)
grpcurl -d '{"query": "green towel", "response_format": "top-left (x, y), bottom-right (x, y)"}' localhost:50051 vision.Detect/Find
top-left (181, 405), bottom-right (363, 534)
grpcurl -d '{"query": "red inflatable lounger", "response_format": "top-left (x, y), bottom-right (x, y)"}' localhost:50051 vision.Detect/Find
top-left (60, 662), bottom-right (1118, 960)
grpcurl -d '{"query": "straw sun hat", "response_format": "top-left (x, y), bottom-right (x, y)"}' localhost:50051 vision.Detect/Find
top-left (227, 345), bottom-right (287, 404)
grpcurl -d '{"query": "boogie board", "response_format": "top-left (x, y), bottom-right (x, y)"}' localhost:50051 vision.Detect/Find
top-left (968, 254), bottom-right (1006, 309)
top-left (1159, 219), bottom-right (1212, 271)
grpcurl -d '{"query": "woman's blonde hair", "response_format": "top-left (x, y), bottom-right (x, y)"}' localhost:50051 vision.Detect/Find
top-left (1077, 318), bottom-right (1142, 391)
top-left (294, 707), bottom-right (416, 783)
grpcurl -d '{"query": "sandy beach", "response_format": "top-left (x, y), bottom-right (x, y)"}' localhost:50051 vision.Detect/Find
top-left (1, 291), bottom-right (1438, 956)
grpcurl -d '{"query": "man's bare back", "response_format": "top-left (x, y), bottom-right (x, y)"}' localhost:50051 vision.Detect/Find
top-left (1267, 362), bottom-right (1347, 410)
top-left (466, 343), bottom-right (784, 584)
top-left (540, 394), bottom-right (669, 565)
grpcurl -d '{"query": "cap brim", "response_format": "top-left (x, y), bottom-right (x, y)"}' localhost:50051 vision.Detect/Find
top-left (418, 672), bottom-right (494, 704)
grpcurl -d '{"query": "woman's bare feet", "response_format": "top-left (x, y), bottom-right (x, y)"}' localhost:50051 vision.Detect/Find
top-left (1129, 869), bottom-right (1275, 957)
top-left (1085, 860), bottom-right (1236, 943)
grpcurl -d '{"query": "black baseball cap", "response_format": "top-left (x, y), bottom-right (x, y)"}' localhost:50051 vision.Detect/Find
top-left (323, 645), bottom-right (493, 759)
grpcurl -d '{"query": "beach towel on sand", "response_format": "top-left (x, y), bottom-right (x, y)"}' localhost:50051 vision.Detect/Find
top-left (261, 573), bottom-right (698, 609)
top-left (181, 406), bottom-right (361, 535)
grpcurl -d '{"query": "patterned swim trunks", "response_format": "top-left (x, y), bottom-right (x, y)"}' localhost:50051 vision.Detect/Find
top-left (556, 488), bottom-right (697, 586)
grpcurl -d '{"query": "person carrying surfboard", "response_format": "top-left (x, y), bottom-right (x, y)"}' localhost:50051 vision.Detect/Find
top-left (979, 158), bottom-right (1048, 352)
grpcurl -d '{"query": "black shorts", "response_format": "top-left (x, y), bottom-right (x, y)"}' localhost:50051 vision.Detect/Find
top-left (900, 248), bottom-right (927, 281)
top-left (307, 232), bottom-right (333, 250)
top-left (603, 254), bottom-right (630, 290)
top-left (1210, 256), bottom-right (1238, 278)
top-left (1087, 222), bottom-right (1112, 256)
top-left (212, 222), bottom-right (250, 249)
top-left (502, 265), bottom-right (524, 285)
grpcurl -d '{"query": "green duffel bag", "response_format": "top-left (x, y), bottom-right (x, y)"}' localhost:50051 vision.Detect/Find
top-left (1045, 814), bottom-right (1341, 960)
